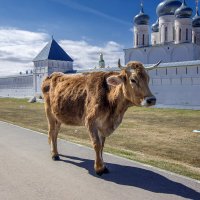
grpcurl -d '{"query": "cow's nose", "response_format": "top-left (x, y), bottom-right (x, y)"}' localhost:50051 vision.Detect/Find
top-left (146, 96), bottom-right (156, 106)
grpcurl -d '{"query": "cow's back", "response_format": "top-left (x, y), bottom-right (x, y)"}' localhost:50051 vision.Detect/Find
top-left (42, 71), bottom-right (119, 126)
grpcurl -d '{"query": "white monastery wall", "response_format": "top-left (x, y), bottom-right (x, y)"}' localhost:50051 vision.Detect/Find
top-left (0, 75), bottom-right (34, 98)
top-left (0, 62), bottom-right (199, 108)
top-left (148, 65), bottom-right (200, 106)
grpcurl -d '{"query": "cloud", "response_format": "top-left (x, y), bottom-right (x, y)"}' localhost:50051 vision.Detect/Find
top-left (0, 28), bottom-right (49, 75)
top-left (0, 28), bottom-right (48, 60)
top-left (60, 40), bottom-right (124, 69)
top-left (0, 27), bottom-right (124, 76)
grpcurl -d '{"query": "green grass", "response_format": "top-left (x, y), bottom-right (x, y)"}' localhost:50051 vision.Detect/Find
top-left (0, 97), bottom-right (200, 180)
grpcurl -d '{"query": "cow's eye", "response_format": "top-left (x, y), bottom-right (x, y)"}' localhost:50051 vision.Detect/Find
top-left (130, 79), bottom-right (137, 84)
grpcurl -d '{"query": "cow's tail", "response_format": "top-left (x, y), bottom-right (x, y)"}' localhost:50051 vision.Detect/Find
top-left (41, 76), bottom-right (51, 94)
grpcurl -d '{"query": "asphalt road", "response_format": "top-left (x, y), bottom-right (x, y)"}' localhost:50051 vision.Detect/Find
top-left (0, 121), bottom-right (200, 200)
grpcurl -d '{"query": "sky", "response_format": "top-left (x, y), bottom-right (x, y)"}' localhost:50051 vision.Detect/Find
top-left (0, 0), bottom-right (197, 76)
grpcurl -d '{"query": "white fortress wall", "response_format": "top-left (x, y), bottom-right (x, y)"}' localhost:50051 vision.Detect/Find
top-left (148, 62), bottom-right (200, 106)
top-left (0, 74), bottom-right (34, 98)
top-left (0, 61), bottom-right (199, 107)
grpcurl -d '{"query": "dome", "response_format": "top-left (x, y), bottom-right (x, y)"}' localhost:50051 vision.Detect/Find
top-left (175, 0), bottom-right (193, 18)
top-left (152, 20), bottom-right (159, 32)
top-left (193, 11), bottom-right (200, 27)
top-left (156, 0), bottom-right (182, 17)
top-left (134, 7), bottom-right (149, 25)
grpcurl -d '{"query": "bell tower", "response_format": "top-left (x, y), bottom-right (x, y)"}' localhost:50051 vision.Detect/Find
top-left (99, 53), bottom-right (105, 68)
top-left (32, 37), bottom-right (73, 96)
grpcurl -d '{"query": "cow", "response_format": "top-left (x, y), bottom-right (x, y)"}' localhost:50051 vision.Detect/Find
top-left (41, 60), bottom-right (160, 175)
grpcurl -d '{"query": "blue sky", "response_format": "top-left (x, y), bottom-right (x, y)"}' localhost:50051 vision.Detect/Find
top-left (0, 0), bottom-right (197, 75)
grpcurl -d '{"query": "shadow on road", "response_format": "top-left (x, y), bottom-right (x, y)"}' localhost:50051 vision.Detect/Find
top-left (59, 154), bottom-right (200, 200)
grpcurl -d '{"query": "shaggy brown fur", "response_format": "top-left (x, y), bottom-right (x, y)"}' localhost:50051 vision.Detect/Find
top-left (42, 61), bottom-right (155, 175)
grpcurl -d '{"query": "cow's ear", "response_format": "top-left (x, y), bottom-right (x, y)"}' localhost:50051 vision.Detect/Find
top-left (106, 75), bottom-right (123, 86)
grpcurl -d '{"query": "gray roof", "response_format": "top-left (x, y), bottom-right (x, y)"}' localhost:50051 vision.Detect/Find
top-left (134, 6), bottom-right (149, 25)
top-left (175, 0), bottom-right (193, 19)
top-left (33, 39), bottom-right (73, 62)
top-left (156, 0), bottom-right (182, 17)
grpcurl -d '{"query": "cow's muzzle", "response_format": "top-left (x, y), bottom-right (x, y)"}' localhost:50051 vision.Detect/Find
top-left (141, 96), bottom-right (156, 107)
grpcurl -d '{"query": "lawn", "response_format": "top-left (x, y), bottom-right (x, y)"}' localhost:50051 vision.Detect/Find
top-left (0, 97), bottom-right (200, 180)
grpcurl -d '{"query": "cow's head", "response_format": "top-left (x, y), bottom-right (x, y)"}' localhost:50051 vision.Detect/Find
top-left (106, 60), bottom-right (161, 107)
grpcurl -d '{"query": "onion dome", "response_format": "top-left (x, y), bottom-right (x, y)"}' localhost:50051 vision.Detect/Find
top-left (193, 11), bottom-right (200, 27)
top-left (152, 19), bottom-right (159, 32)
top-left (175, 0), bottom-right (193, 18)
top-left (134, 5), bottom-right (149, 25)
top-left (156, 0), bottom-right (182, 17)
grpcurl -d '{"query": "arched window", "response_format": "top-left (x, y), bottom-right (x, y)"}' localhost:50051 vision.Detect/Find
top-left (186, 29), bottom-right (188, 41)
top-left (142, 34), bottom-right (145, 45)
top-left (165, 27), bottom-right (168, 42)
top-left (194, 35), bottom-right (197, 44)
top-left (179, 28), bottom-right (181, 41)
top-left (136, 33), bottom-right (139, 46)
top-left (173, 27), bottom-right (175, 41)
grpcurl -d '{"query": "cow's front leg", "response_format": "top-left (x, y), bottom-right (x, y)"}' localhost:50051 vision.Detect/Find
top-left (99, 135), bottom-right (109, 175)
top-left (92, 136), bottom-right (109, 175)
top-left (87, 126), bottom-right (108, 175)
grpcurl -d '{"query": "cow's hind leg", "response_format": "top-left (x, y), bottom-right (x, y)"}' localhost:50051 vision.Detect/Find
top-left (99, 135), bottom-right (109, 175)
top-left (50, 120), bottom-right (61, 160)
top-left (46, 108), bottom-right (61, 160)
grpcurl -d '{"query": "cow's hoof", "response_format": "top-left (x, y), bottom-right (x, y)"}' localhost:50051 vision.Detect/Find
top-left (103, 166), bottom-right (110, 174)
top-left (96, 166), bottom-right (110, 176)
top-left (52, 155), bottom-right (60, 161)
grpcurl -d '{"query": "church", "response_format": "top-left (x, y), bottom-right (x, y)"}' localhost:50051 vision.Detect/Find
top-left (124, 0), bottom-right (200, 64)
top-left (123, 0), bottom-right (200, 108)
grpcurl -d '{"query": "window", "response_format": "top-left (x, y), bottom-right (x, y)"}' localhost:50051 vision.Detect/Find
top-left (186, 29), bottom-right (188, 41)
top-left (136, 34), bottom-right (138, 46)
top-left (194, 35), bottom-right (197, 44)
top-left (173, 27), bottom-right (175, 41)
top-left (165, 27), bottom-right (168, 42)
top-left (179, 28), bottom-right (181, 41)
top-left (142, 34), bottom-right (145, 45)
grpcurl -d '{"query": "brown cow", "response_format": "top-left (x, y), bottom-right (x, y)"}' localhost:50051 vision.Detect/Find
top-left (41, 60), bottom-right (160, 175)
